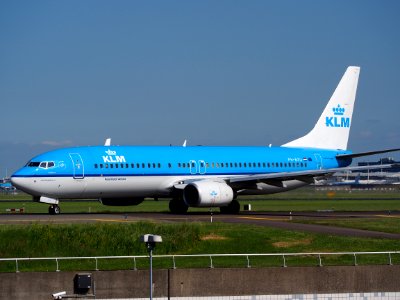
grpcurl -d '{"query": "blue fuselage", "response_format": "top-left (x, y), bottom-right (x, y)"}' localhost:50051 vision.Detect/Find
top-left (11, 145), bottom-right (351, 199)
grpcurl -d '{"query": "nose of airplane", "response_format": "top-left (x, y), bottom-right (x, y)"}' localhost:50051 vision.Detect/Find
top-left (10, 176), bottom-right (24, 190)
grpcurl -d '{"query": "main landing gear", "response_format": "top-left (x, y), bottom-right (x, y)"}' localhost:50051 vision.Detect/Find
top-left (48, 204), bottom-right (61, 215)
top-left (169, 197), bottom-right (188, 214)
top-left (219, 199), bottom-right (240, 214)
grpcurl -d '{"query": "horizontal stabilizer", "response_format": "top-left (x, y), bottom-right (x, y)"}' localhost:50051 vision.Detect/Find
top-left (337, 148), bottom-right (400, 159)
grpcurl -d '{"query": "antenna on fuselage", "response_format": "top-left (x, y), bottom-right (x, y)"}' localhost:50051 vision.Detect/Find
top-left (183, 139), bottom-right (187, 147)
top-left (104, 138), bottom-right (111, 146)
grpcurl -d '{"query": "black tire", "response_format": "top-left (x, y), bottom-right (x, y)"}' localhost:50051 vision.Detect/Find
top-left (169, 198), bottom-right (188, 214)
top-left (49, 205), bottom-right (61, 215)
top-left (229, 199), bottom-right (240, 214)
top-left (54, 205), bottom-right (61, 215)
top-left (220, 200), bottom-right (240, 214)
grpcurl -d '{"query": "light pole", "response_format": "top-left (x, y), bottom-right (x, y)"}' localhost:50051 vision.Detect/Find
top-left (140, 234), bottom-right (162, 300)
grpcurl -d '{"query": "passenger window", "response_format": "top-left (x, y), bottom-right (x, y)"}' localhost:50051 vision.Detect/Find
top-left (234, 163), bottom-right (238, 167)
top-left (105, 164), bottom-right (109, 168)
top-left (158, 163), bottom-right (161, 168)
top-left (137, 163), bottom-right (140, 168)
top-left (142, 163), bottom-right (145, 168)
top-left (115, 164), bottom-right (119, 168)
top-left (183, 163), bottom-right (186, 168)
top-left (131, 163), bottom-right (135, 168)
top-left (100, 164), bottom-right (103, 168)
top-left (239, 163), bottom-right (242, 167)
top-left (284, 163), bottom-right (287, 167)
top-left (110, 164), bottom-right (114, 168)
top-left (148, 163), bottom-right (151, 168)
top-left (178, 163), bottom-right (181, 168)
top-left (168, 163), bottom-right (172, 168)
top-left (94, 164), bottom-right (98, 168)
top-left (244, 163), bottom-right (247, 167)
top-left (221, 163), bottom-right (224, 167)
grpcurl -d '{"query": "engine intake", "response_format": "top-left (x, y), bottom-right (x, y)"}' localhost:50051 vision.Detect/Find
top-left (183, 181), bottom-right (234, 207)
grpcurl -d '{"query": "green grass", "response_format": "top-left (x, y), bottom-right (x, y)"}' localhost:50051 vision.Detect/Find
top-left (293, 217), bottom-right (400, 234)
top-left (0, 222), bottom-right (399, 272)
top-left (1, 187), bottom-right (400, 213)
top-left (1, 189), bottom-right (400, 272)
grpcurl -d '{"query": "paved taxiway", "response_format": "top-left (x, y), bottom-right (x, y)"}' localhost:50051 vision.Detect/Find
top-left (1, 211), bottom-right (399, 239)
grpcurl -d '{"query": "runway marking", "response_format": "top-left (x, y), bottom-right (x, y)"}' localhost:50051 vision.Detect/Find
top-left (376, 215), bottom-right (400, 219)
top-left (91, 218), bottom-right (139, 223)
top-left (239, 216), bottom-right (289, 221)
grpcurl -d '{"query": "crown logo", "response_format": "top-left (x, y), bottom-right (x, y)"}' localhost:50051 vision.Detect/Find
top-left (332, 104), bottom-right (345, 116)
top-left (105, 149), bottom-right (116, 155)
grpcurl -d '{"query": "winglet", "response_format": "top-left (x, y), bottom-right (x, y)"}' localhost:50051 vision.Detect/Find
top-left (283, 66), bottom-right (360, 150)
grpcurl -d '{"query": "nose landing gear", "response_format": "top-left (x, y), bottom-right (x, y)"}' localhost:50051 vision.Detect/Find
top-left (48, 204), bottom-right (61, 215)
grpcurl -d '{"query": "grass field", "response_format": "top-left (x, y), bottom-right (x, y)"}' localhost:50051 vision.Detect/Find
top-left (1, 187), bottom-right (400, 213)
top-left (0, 222), bottom-right (399, 272)
top-left (1, 188), bottom-right (400, 272)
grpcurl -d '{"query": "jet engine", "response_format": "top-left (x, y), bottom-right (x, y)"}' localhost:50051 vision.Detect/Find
top-left (100, 197), bottom-right (144, 206)
top-left (183, 181), bottom-right (234, 207)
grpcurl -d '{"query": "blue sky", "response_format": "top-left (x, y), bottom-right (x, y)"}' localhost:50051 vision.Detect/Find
top-left (1, 1), bottom-right (399, 175)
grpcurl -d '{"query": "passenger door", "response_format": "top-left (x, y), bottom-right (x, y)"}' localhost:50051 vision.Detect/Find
top-left (69, 153), bottom-right (85, 179)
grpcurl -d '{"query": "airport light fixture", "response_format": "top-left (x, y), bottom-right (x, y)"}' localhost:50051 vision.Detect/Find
top-left (140, 234), bottom-right (162, 300)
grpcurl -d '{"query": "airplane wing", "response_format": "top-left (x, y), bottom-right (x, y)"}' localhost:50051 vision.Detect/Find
top-left (173, 164), bottom-right (398, 190)
top-left (226, 164), bottom-right (398, 189)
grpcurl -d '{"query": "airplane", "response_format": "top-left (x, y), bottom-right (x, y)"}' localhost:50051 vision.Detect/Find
top-left (11, 66), bottom-right (400, 215)
top-left (0, 181), bottom-right (15, 192)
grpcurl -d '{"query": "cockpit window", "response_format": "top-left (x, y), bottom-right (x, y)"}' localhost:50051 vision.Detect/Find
top-left (26, 161), bottom-right (55, 169)
top-left (37, 161), bottom-right (56, 169)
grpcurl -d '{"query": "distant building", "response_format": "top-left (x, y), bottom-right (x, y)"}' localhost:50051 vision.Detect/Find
top-left (358, 157), bottom-right (400, 173)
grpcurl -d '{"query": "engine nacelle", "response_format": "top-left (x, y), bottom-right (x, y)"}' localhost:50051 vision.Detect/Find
top-left (183, 181), bottom-right (234, 207)
top-left (100, 197), bottom-right (144, 206)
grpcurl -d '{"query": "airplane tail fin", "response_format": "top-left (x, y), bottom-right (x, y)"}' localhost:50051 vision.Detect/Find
top-left (282, 66), bottom-right (360, 150)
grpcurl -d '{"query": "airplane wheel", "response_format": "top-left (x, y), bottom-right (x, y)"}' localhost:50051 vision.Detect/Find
top-left (220, 200), bottom-right (240, 214)
top-left (219, 206), bottom-right (229, 214)
top-left (169, 198), bottom-right (188, 214)
top-left (48, 205), bottom-right (61, 215)
top-left (53, 205), bottom-right (61, 215)
top-left (229, 200), bottom-right (240, 214)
